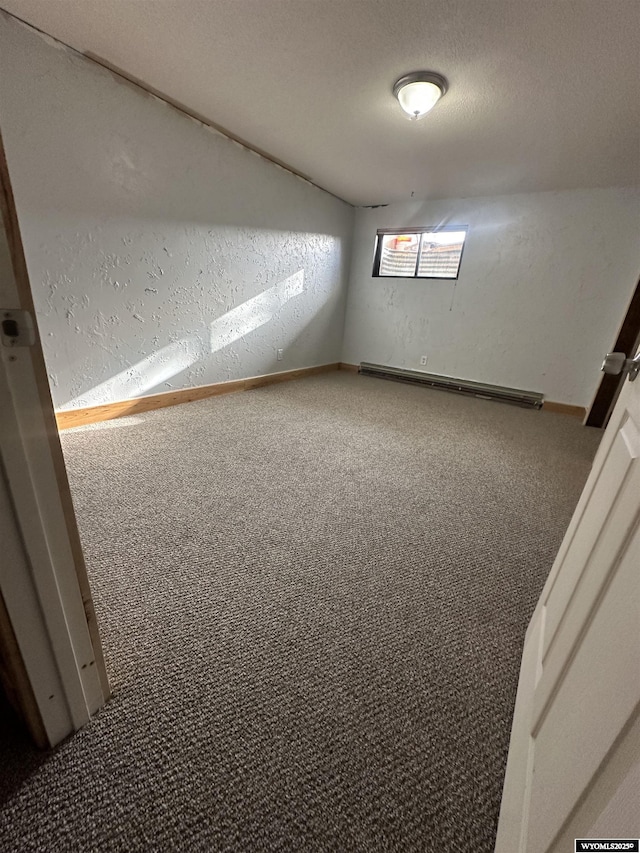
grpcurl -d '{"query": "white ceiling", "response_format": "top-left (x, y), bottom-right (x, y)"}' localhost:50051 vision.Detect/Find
top-left (2, 0), bottom-right (639, 206)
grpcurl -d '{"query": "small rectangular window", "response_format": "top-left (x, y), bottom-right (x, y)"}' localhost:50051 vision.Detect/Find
top-left (373, 227), bottom-right (467, 279)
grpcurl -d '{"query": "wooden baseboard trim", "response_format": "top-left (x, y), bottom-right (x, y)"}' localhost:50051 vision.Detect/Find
top-left (57, 364), bottom-right (584, 429)
top-left (542, 400), bottom-right (586, 419)
top-left (56, 363), bottom-right (341, 430)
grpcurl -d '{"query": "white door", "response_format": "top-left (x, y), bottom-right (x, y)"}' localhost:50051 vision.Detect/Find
top-left (0, 127), bottom-right (109, 746)
top-left (495, 350), bottom-right (640, 852)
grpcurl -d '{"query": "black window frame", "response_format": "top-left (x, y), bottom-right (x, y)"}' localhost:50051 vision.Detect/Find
top-left (372, 226), bottom-right (468, 280)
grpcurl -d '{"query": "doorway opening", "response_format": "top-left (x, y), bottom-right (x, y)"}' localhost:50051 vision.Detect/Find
top-left (586, 276), bottom-right (640, 428)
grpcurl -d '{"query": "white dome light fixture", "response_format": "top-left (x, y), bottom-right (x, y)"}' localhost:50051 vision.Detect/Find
top-left (393, 71), bottom-right (448, 120)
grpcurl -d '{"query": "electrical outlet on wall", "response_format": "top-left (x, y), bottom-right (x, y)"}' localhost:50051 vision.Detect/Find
top-left (277, 348), bottom-right (284, 361)
top-left (420, 355), bottom-right (428, 366)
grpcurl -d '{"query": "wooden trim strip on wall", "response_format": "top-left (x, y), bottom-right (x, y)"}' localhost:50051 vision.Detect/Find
top-left (81, 52), bottom-right (351, 203)
top-left (0, 11), bottom-right (349, 206)
top-left (542, 401), bottom-right (587, 419)
top-left (56, 363), bottom-right (342, 430)
top-left (55, 361), bottom-right (587, 431)
top-left (0, 9), bottom-right (348, 207)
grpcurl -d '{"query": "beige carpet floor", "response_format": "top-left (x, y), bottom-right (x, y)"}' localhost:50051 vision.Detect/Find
top-left (0, 372), bottom-right (601, 852)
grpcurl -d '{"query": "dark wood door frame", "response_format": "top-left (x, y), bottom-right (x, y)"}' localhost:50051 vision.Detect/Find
top-left (586, 276), bottom-right (640, 428)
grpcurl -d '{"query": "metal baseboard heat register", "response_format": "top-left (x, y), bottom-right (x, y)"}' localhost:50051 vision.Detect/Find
top-left (359, 363), bottom-right (543, 409)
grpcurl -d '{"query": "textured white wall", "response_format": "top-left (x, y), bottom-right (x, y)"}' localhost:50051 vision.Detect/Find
top-left (0, 13), bottom-right (353, 410)
top-left (342, 189), bottom-right (640, 406)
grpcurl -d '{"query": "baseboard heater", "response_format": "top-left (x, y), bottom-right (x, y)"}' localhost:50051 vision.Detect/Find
top-left (359, 363), bottom-right (543, 409)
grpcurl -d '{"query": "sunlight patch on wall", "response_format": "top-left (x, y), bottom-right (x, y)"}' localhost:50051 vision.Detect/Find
top-left (61, 336), bottom-right (203, 409)
top-left (209, 270), bottom-right (305, 352)
top-left (58, 270), bottom-right (307, 410)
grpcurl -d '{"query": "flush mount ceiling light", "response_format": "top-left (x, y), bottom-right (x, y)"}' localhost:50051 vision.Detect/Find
top-left (393, 71), bottom-right (448, 120)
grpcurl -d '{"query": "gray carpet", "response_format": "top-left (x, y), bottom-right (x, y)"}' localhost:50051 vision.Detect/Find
top-left (0, 372), bottom-right (601, 852)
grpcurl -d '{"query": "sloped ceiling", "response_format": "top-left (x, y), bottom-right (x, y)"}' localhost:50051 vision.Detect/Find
top-left (1, 0), bottom-right (639, 205)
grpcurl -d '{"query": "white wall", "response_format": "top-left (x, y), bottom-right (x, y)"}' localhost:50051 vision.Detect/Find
top-left (342, 189), bottom-right (640, 406)
top-left (0, 13), bottom-right (353, 410)
top-left (1, 12), bottom-right (638, 413)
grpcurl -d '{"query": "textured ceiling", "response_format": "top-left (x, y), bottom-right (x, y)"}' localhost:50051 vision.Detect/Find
top-left (1, 0), bottom-right (639, 205)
